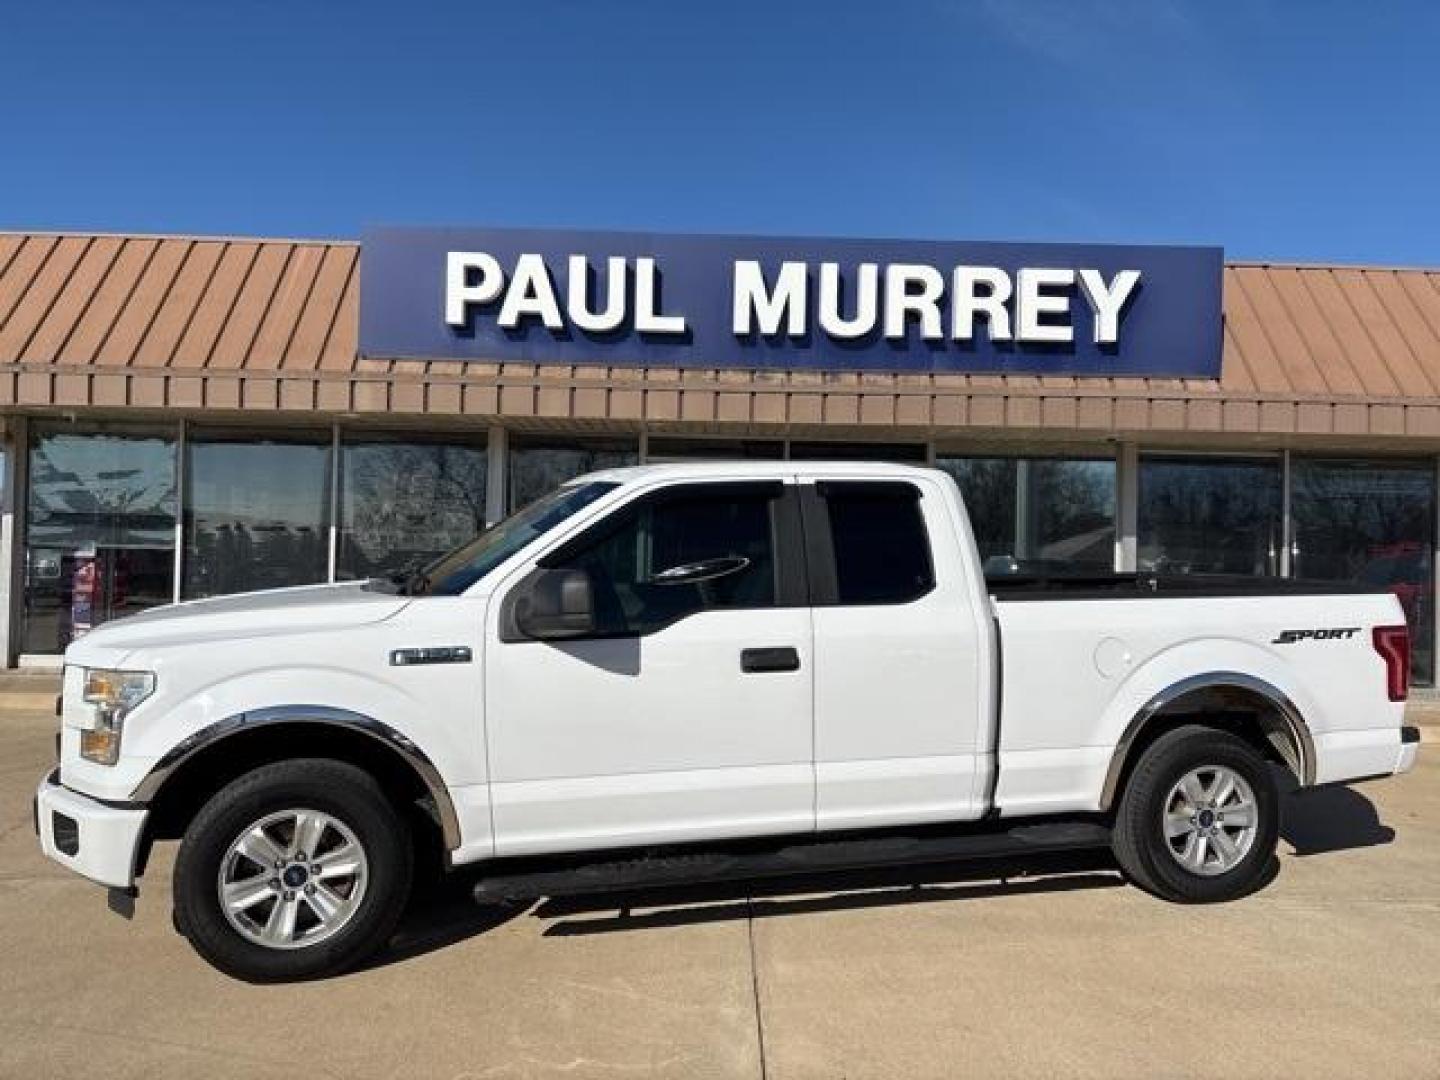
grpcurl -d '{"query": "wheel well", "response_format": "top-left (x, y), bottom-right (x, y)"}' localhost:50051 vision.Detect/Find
top-left (1102, 682), bottom-right (1309, 812)
top-left (143, 723), bottom-right (446, 859)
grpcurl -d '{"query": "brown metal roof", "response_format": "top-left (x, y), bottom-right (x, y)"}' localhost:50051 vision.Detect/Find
top-left (3, 230), bottom-right (1440, 443)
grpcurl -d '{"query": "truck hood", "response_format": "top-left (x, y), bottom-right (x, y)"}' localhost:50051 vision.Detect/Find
top-left (65, 581), bottom-right (412, 662)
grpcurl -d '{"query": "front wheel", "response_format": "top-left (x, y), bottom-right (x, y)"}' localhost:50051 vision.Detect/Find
top-left (173, 759), bottom-right (413, 981)
top-left (1111, 725), bottom-right (1281, 903)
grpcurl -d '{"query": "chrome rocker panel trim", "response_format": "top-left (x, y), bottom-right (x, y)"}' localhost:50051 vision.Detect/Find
top-left (1099, 671), bottom-right (1316, 811)
top-left (129, 705), bottom-right (462, 851)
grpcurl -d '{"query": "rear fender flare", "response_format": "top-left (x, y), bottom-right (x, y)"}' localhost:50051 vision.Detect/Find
top-left (1098, 671), bottom-right (1315, 811)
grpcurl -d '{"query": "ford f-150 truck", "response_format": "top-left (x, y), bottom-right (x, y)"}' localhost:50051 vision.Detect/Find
top-left (35, 462), bottom-right (1420, 981)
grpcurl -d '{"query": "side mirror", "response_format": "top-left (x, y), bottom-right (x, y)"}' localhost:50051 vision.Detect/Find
top-left (512, 568), bottom-right (595, 641)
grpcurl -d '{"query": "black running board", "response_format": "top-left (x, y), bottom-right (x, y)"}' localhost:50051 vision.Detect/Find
top-left (473, 819), bottom-right (1111, 903)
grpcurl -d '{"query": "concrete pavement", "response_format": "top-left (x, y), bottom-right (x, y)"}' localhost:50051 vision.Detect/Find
top-left (2, 708), bottom-right (1436, 1079)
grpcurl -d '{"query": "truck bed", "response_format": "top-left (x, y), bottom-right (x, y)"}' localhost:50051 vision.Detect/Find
top-left (988, 583), bottom-right (1407, 816)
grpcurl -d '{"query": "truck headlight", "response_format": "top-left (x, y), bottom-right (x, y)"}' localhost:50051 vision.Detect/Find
top-left (78, 669), bottom-right (155, 765)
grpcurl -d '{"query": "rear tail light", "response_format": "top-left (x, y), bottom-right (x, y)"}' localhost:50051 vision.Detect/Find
top-left (1372, 624), bottom-right (1411, 703)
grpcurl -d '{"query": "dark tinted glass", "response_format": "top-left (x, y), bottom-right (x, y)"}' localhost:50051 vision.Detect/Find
top-left (789, 442), bottom-right (927, 462)
top-left (645, 438), bottom-right (784, 462)
top-left (938, 456), bottom-right (1116, 574)
top-left (1138, 456), bottom-right (1281, 576)
top-left (23, 426), bottom-right (177, 653)
top-left (508, 437), bottom-right (639, 512)
top-left (555, 485), bottom-right (779, 635)
top-left (1291, 458), bottom-right (1435, 685)
top-left (338, 438), bottom-right (488, 581)
top-left (823, 484), bottom-right (934, 604)
top-left (183, 430), bottom-right (331, 598)
top-left (421, 482), bottom-right (616, 596)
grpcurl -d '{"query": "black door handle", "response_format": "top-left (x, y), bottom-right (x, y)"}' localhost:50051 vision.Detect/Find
top-left (741, 647), bottom-right (800, 673)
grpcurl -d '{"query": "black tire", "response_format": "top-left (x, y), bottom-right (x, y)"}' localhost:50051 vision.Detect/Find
top-left (173, 758), bottom-right (413, 982)
top-left (1111, 724), bottom-right (1280, 903)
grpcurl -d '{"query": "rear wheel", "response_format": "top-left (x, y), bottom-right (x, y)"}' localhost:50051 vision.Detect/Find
top-left (173, 759), bottom-right (413, 981)
top-left (1111, 725), bottom-right (1280, 903)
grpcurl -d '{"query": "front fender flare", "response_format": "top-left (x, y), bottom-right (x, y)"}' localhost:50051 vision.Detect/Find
top-left (129, 704), bottom-right (461, 851)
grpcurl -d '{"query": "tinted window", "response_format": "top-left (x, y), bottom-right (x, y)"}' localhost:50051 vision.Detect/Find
top-left (1291, 458), bottom-right (1436, 685)
top-left (552, 484), bottom-right (780, 635)
top-left (183, 429), bottom-right (331, 599)
top-left (507, 437), bottom-right (639, 513)
top-left (823, 483), bottom-right (934, 604)
top-left (937, 456), bottom-right (1116, 573)
top-left (418, 482), bottom-right (616, 596)
top-left (24, 425), bottom-right (177, 653)
top-left (338, 437), bottom-right (488, 581)
top-left (1138, 456), bottom-right (1281, 576)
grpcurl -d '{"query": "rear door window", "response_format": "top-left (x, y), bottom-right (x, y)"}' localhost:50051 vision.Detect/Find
top-left (818, 481), bottom-right (935, 605)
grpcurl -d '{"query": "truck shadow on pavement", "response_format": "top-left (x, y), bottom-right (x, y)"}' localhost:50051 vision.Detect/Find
top-left (1278, 777), bottom-right (1395, 856)
top-left (363, 780), bottom-right (1392, 970)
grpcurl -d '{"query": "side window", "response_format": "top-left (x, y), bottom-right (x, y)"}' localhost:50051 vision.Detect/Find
top-left (550, 483), bottom-right (781, 635)
top-left (820, 482), bottom-right (934, 604)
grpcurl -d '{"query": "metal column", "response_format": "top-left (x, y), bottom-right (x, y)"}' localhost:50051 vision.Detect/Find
top-left (0, 417), bottom-right (28, 667)
top-left (1114, 441), bottom-right (1139, 572)
top-left (485, 426), bottom-right (508, 526)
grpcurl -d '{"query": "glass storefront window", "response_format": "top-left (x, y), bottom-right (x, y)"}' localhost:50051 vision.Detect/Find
top-left (788, 441), bottom-right (927, 462)
top-left (338, 436), bottom-right (489, 581)
top-left (1138, 456), bottom-right (1282, 576)
top-left (1291, 458), bottom-right (1436, 685)
top-left (507, 436), bottom-right (639, 512)
top-left (938, 456), bottom-right (1116, 573)
top-left (645, 437), bottom-right (785, 462)
top-left (183, 429), bottom-right (331, 598)
top-left (23, 425), bottom-right (177, 653)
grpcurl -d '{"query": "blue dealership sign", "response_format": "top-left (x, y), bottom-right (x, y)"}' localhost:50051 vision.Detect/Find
top-left (360, 226), bottom-right (1222, 377)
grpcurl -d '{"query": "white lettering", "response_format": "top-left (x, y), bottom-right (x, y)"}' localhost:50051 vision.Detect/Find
top-left (497, 253), bottom-right (564, 330)
top-left (445, 250), bottom-right (1141, 352)
top-left (1016, 267), bottom-right (1075, 343)
top-left (568, 255), bottom-right (628, 333)
top-left (818, 262), bottom-right (878, 339)
top-left (951, 266), bottom-right (1013, 341)
top-left (1078, 268), bottom-right (1140, 344)
top-left (444, 252), bottom-right (504, 327)
top-left (634, 256), bottom-right (688, 334)
top-left (732, 260), bottom-right (808, 337)
top-left (883, 264), bottom-right (945, 340)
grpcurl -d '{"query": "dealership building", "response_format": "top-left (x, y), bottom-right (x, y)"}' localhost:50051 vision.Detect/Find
top-left (0, 226), bottom-right (1437, 685)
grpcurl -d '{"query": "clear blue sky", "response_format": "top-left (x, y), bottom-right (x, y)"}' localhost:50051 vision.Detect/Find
top-left (2, 1), bottom-right (1436, 264)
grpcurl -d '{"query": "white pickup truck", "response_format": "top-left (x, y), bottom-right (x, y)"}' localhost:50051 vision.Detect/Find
top-left (36, 462), bottom-right (1420, 980)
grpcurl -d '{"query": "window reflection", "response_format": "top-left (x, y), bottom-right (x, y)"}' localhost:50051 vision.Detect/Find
top-left (938, 456), bottom-right (1116, 573)
top-left (507, 437), bottom-right (638, 512)
top-left (338, 438), bottom-right (488, 581)
top-left (1138, 456), bottom-right (1281, 576)
top-left (645, 438), bottom-right (784, 462)
top-left (1292, 458), bottom-right (1435, 685)
top-left (788, 442), bottom-right (927, 462)
top-left (23, 426), bottom-right (177, 653)
top-left (183, 430), bottom-right (330, 598)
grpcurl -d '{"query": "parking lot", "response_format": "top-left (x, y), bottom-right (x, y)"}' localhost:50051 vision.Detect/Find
top-left (2, 708), bottom-right (1437, 1079)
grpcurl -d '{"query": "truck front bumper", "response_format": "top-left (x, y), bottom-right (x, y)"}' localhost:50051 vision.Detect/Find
top-left (34, 769), bottom-right (149, 889)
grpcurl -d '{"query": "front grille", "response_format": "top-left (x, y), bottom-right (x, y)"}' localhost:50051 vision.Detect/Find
top-left (52, 811), bottom-right (79, 856)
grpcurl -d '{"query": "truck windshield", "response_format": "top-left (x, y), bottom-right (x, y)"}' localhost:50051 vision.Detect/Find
top-left (398, 481), bottom-right (619, 597)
